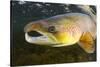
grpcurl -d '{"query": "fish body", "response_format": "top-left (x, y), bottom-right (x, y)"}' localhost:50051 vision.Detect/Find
top-left (24, 6), bottom-right (96, 53)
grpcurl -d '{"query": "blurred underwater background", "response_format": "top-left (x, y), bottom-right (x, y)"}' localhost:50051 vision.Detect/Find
top-left (11, 0), bottom-right (96, 66)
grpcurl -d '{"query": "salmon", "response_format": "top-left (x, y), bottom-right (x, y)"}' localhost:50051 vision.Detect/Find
top-left (24, 5), bottom-right (96, 53)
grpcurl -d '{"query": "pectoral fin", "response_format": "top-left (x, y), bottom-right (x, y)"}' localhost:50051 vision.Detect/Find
top-left (78, 32), bottom-right (95, 53)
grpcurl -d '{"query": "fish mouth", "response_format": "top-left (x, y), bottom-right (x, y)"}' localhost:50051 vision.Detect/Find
top-left (25, 30), bottom-right (59, 45)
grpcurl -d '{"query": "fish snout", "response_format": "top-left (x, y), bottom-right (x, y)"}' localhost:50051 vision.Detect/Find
top-left (24, 22), bottom-right (42, 33)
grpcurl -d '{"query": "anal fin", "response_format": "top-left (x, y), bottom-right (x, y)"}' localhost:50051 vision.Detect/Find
top-left (78, 32), bottom-right (95, 53)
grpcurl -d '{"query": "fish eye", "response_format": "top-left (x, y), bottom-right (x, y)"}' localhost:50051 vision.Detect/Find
top-left (48, 26), bottom-right (56, 33)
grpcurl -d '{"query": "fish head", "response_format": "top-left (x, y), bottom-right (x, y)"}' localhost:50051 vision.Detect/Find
top-left (24, 19), bottom-right (77, 46)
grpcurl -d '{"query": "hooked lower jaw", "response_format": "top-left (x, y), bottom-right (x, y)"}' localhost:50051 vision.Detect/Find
top-left (25, 32), bottom-right (76, 47)
top-left (25, 32), bottom-right (59, 45)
